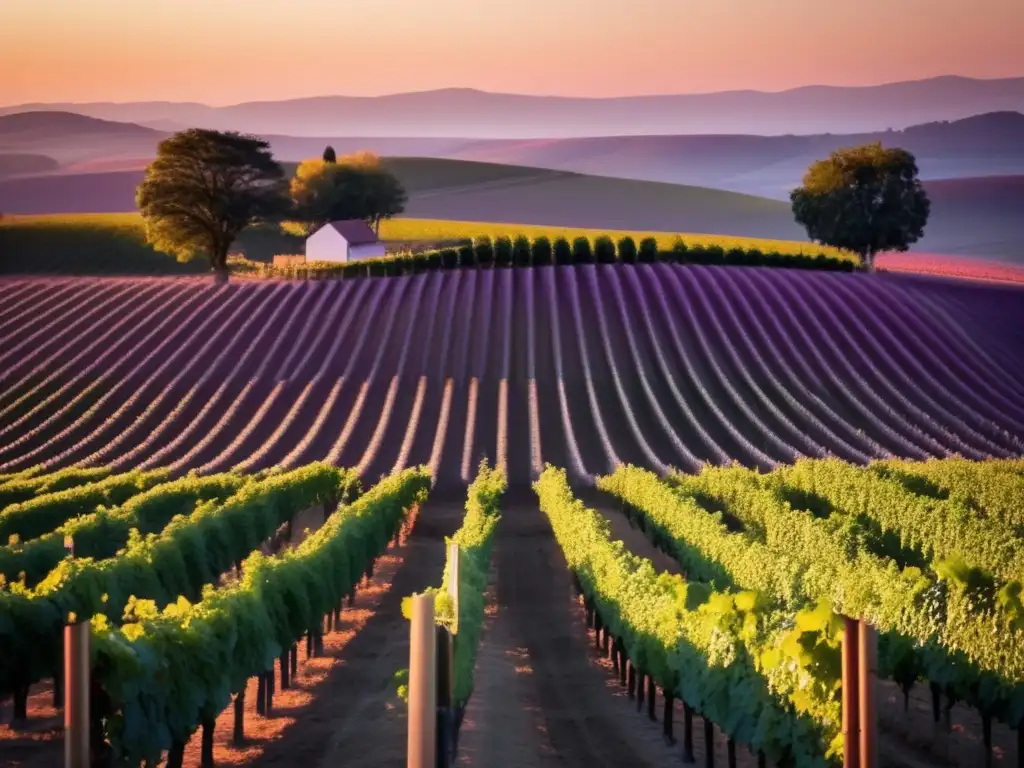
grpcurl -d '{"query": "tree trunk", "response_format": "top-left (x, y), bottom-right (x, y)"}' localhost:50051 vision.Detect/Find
top-left (266, 669), bottom-right (274, 714)
top-left (201, 715), bottom-right (216, 768)
top-left (211, 244), bottom-right (230, 281)
top-left (663, 693), bottom-right (675, 744)
top-left (682, 703), bottom-right (696, 764)
top-left (11, 683), bottom-right (29, 725)
top-left (256, 674), bottom-right (266, 716)
top-left (704, 717), bottom-right (715, 768)
top-left (647, 675), bottom-right (657, 721)
top-left (232, 689), bottom-right (245, 745)
top-left (861, 248), bottom-right (875, 273)
top-left (167, 741), bottom-right (186, 768)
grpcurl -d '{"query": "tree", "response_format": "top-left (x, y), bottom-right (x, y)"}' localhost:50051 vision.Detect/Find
top-left (571, 236), bottom-right (592, 264)
top-left (617, 236), bottom-right (637, 264)
top-left (790, 143), bottom-right (930, 272)
top-left (136, 129), bottom-right (286, 274)
top-left (494, 236), bottom-right (513, 267)
top-left (512, 235), bottom-right (532, 267)
top-left (474, 236), bottom-right (494, 267)
top-left (322, 145), bottom-right (337, 163)
top-left (638, 237), bottom-right (658, 263)
top-left (288, 152), bottom-right (407, 236)
top-left (531, 236), bottom-right (552, 266)
top-left (594, 235), bottom-right (616, 263)
top-left (553, 237), bottom-right (572, 265)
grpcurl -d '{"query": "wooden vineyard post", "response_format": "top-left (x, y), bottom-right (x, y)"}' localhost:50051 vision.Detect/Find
top-left (440, 542), bottom-right (460, 765)
top-left (63, 535), bottom-right (90, 768)
top-left (663, 690), bottom-right (675, 745)
top-left (682, 703), bottom-right (696, 764)
top-left (436, 627), bottom-right (453, 768)
top-left (842, 616), bottom-right (861, 768)
top-left (448, 543), bottom-right (460, 636)
top-left (64, 619), bottom-right (90, 768)
top-left (407, 593), bottom-right (437, 768)
top-left (232, 688), bottom-right (246, 745)
top-left (858, 621), bottom-right (877, 768)
top-left (266, 667), bottom-right (275, 713)
top-left (647, 675), bottom-right (657, 721)
top-left (616, 640), bottom-right (627, 687)
top-left (703, 716), bottom-right (715, 768)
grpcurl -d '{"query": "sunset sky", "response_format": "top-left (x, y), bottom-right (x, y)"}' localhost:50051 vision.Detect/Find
top-left (2, 0), bottom-right (1022, 105)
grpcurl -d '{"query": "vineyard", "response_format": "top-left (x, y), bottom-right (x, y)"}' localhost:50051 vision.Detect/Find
top-left (1, 262), bottom-right (1023, 767)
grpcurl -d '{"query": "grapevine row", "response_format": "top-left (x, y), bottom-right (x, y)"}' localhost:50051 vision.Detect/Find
top-left (535, 465), bottom-right (842, 766)
top-left (88, 466), bottom-right (430, 765)
top-left (0, 463), bottom-right (357, 708)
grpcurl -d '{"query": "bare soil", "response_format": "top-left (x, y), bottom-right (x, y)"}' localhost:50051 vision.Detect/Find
top-left (456, 500), bottom-right (760, 768)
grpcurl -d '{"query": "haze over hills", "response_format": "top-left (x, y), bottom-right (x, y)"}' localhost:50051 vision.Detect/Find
top-left (3, 76), bottom-right (1024, 138)
top-left (3, 109), bottom-right (1024, 198)
top-left (2, 100), bottom-right (1022, 261)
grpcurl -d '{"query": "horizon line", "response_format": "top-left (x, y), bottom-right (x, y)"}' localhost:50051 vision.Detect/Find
top-left (3, 72), bottom-right (1023, 111)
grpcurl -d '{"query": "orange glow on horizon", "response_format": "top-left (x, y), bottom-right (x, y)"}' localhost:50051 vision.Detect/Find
top-left (1, 0), bottom-right (1022, 105)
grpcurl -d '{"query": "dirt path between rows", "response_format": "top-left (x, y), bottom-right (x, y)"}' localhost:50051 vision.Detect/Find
top-left (202, 497), bottom-right (465, 768)
top-left (456, 501), bottom-right (748, 768)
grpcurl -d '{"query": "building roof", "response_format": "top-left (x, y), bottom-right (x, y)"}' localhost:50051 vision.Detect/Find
top-left (318, 219), bottom-right (379, 245)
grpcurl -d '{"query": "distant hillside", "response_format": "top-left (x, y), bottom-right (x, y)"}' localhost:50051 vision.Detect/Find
top-left (0, 111), bottom-right (162, 164)
top-left (0, 111), bottom-right (159, 139)
top-left (3, 76), bottom-right (1024, 137)
top-left (0, 153), bottom-right (58, 179)
top-left (0, 156), bottom-right (1019, 261)
top-left (2, 109), bottom-right (1023, 198)
top-left (0, 158), bottom-right (806, 243)
top-left (914, 175), bottom-right (1024, 260)
top-left (445, 111), bottom-right (1024, 197)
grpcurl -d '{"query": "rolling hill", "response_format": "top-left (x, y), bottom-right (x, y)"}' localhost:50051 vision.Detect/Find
top-left (1, 157), bottom-right (1021, 261)
top-left (4, 75), bottom-right (1024, 137)
top-left (0, 111), bottom-right (163, 165)
top-left (0, 154), bottom-right (59, 179)
top-left (0, 158), bottom-right (807, 241)
top-left (2, 110), bottom-right (1023, 200)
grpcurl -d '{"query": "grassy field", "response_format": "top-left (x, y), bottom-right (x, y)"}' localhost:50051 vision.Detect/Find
top-left (0, 214), bottom-right (303, 275)
top-left (0, 212), bottom-right (848, 275)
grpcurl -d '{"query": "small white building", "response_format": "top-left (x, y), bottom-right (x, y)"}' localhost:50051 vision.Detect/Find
top-left (305, 220), bottom-right (386, 263)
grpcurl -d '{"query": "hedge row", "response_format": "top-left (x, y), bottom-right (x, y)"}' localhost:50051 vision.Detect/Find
top-left (251, 233), bottom-right (853, 280)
